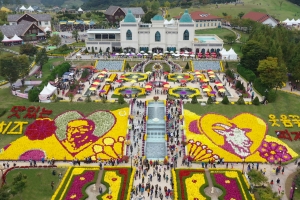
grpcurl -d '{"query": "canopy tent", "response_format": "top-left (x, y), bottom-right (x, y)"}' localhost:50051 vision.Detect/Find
top-left (27, 6), bottom-right (34, 12)
top-left (219, 48), bottom-right (229, 60)
top-left (2, 35), bottom-right (12, 43)
top-left (19, 5), bottom-right (26, 10)
top-left (10, 34), bottom-right (22, 41)
top-left (227, 48), bottom-right (238, 60)
top-left (283, 18), bottom-right (290, 23)
top-left (78, 7), bottom-right (83, 12)
top-left (39, 83), bottom-right (57, 103)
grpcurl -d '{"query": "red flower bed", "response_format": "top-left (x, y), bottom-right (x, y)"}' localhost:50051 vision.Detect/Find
top-left (105, 168), bottom-right (130, 199)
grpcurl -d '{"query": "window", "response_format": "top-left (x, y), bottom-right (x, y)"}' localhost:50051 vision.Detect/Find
top-left (215, 23), bottom-right (216, 26)
top-left (200, 24), bottom-right (202, 27)
top-left (155, 31), bottom-right (161, 42)
top-left (126, 30), bottom-right (132, 40)
top-left (95, 47), bottom-right (97, 50)
top-left (211, 23), bottom-right (213, 26)
top-left (204, 24), bottom-right (205, 27)
top-left (88, 47), bottom-right (90, 50)
top-left (183, 30), bottom-right (189, 40)
top-left (196, 24), bottom-right (198, 27)
top-left (45, 22), bottom-right (49, 25)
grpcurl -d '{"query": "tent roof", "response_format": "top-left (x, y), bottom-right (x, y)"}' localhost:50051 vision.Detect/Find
top-left (11, 34), bottom-right (22, 41)
top-left (27, 6), bottom-right (34, 11)
top-left (2, 35), bottom-right (12, 42)
top-left (227, 48), bottom-right (237, 55)
top-left (283, 18), bottom-right (290, 23)
top-left (78, 7), bottom-right (83, 11)
top-left (20, 5), bottom-right (26, 10)
top-left (40, 86), bottom-right (52, 95)
top-left (220, 48), bottom-right (228, 55)
top-left (46, 83), bottom-right (57, 92)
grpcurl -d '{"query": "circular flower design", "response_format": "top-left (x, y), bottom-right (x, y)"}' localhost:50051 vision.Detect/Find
top-left (70, 194), bottom-right (77, 199)
top-left (112, 178), bottom-right (117, 181)
top-left (258, 141), bottom-right (292, 162)
top-left (80, 177), bottom-right (85, 180)
top-left (192, 179), bottom-right (197, 183)
top-left (25, 118), bottom-right (56, 140)
top-left (225, 180), bottom-right (231, 184)
top-left (106, 195), bottom-right (113, 199)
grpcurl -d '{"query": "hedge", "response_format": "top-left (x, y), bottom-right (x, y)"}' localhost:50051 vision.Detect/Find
top-left (237, 65), bottom-right (256, 83)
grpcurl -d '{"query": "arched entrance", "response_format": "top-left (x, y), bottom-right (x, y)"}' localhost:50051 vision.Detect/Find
top-left (201, 48), bottom-right (205, 54)
top-left (124, 47), bottom-right (136, 53)
top-left (196, 48), bottom-right (200, 54)
top-left (211, 48), bottom-right (215, 53)
top-left (180, 47), bottom-right (192, 52)
top-left (152, 47), bottom-right (163, 53)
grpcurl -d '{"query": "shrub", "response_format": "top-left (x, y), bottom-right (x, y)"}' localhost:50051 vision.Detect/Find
top-left (81, 69), bottom-right (89, 79)
top-left (237, 65), bottom-right (256, 83)
top-left (225, 61), bottom-right (229, 69)
top-left (185, 63), bottom-right (189, 70)
top-left (0, 108), bottom-right (7, 117)
top-left (84, 48), bottom-right (88, 53)
top-left (118, 95), bottom-right (125, 104)
top-left (221, 95), bottom-right (229, 104)
top-left (191, 96), bottom-right (198, 104)
top-left (225, 69), bottom-right (235, 80)
top-left (252, 96), bottom-right (260, 105)
top-left (253, 78), bottom-right (268, 96)
top-left (207, 96), bottom-right (213, 104)
top-left (267, 90), bottom-right (277, 103)
top-left (68, 93), bottom-right (74, 102)
top-left (235, 80), bottom-right (241, 89)
top-left (92, 46), bottom-right (94, 53)
top-left (85, 95), bottom-right (92, 102)
top-left (236, 96), bottom-right (245, 105)
top-left (28, 87), bottom-right (41, 102)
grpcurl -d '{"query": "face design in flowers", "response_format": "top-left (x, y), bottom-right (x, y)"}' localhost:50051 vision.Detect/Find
top-left (64, 119), bottom-right (97, 150)
top-left (213, 122), bottom-right (252, 158)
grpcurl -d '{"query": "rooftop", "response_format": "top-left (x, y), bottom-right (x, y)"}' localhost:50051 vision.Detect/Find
top-left (152, 14), bottom-right (164, 21)
top-left (242, 11), bottom-right (272, 23)
top-left (179, 10), bottom-right (193, 23)
top-left (123, 10), bottom-right (136, 23)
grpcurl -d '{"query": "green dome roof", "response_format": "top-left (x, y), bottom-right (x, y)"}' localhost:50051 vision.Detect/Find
top-left (152, 14), bottom-right (164, 21)
top-left (124, 10), bottom-right (136, 22)
top-left (179, 9), bottom-right (193, 23)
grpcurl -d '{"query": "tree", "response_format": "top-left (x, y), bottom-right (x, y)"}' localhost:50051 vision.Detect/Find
top-left (222, 12), bottom-right (227, 16)
top-left (185, 63), bottom-right (189, 70)
top-left (225, 61), bottom-right (229, 69)
top-left (142, 11), bottom-right (158, 23)
top-left (151, 0), bottom-right (160, 11)
top-left (68, 93), bottom-right (74, 102)
top-left (247, 170), bottom-right (268, 187)
top-left (164, 1), bottom-right (170, 8)
top-left (191, 96), bottom-right (198, 104)
top-left (10, 172), bottom-right (27, 196)
top-left (207, 96), bottom-right (213, 104)
top-left (46, 31), bottom-right (51, 38)
top-left (49, 34), bottom-right (61, 46)
top-left (85, 12), bottom-right (92, 18)
top-left (257, 57), bottom-right (287, 91)
top-left (0, 31), bottom-right (3, 42)
top-left (238, 12), bottom-right (245, 19)
top-left (252, 96), bottom-right (260, 105)
top-left (224, 34), bottom-right (236, 44)
top-left (221, 95), bottom-right (229, 104)
top-left (240, 40), bottom-right (268, 73)
top-left (72, 29), bottom-right (79, 43)
top-left (145, 1), bottom-right (151, 10)
top-left (0, 185), bottom-right (10, 200)
top-left (19, 43), bottom-right (37, 56)
top-left (35, 48), bottom-right (49, 70)
top-left (288, 44), bottom-right (300, 81)
top-left (15, 55), bottom-right (30, 83)
top-left (118, 95), bottom-right (125, 104)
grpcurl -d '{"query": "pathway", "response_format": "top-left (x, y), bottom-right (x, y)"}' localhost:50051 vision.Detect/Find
top-left (204, 169), bottom-right (222, 200)
top-left (85, 168), bottom-right (106, 200)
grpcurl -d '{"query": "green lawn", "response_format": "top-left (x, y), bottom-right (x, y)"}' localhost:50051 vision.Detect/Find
top-left (184, 90), bottom-right (300, 154)
top-left (168, 0), bottom-right (300, 21)
top-left (5, 168), bottom-right (68, 200)
top-left (2, 45), bottom-right (20, 53)
top-left (69, 41), bottom-right (86, 47)
top-left (47, 49), bottom-right (73, 55)
top-left (223, 43), bottom-right (243, 57)
top-left (196, 28), bottom-right (235, 40)
top-left (144, 63), bottom-right (171, 72)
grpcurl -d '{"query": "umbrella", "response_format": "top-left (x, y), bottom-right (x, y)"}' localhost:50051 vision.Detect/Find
top-left (180, 90), bottom-right (187, 95)
top-left (177, 75), bottom-right (183, 79)
top-left (208, 71), bottom-right (214, 74)
top-left (145, 85), bottom-right (152, 88)
top-left (195, 71), bottom-right (201, 74)
top-left (125, 90), bottom-right (132, 94)
top-left (216, 83), bottom-right (223, 86)
top-left (203, 79), bottom-right (209, 82)
top-left (219, 88), bottom-right (226, 92)
top-left (93, 80), bottom-right (100, 82)
top-left (130, 80), bottom-right (137, 83)
top-left (180, 80), bottom-right (187, 83)
top-left (163, 87), bottom-right (169, 90)
top-left (89, 87), bottom-right (96, 90)
top-left (163, 72), bottom-right (169, 75)
top-left (99, 89), bottom-right (106, 93)
top-left (162, 82), bottom-right (169, 85)
top-left (116, 79), bottom-right (123, 83)
top-left (164, 84), bottom-right (170, 88)
top-left (146, 71), bottom-right (152, 74)
top-left (98, 75), bottom-right (104, 78)
top-left (144, 53), bottom-right (148, 56)
top-left (146, 88), bottom-right (152, 91)
top-left (146, 82), bottom-right (153, 85)
top-left (218, 86), bottom-right (224, 89)
top-left (101, 71), bottom-right (107, 74)
top-left (202, 85), bottom-right (208, 88)
top-left (184, 75), bottom-right (190, 79)
top-left (207, 70), bottom-right (212, 72)
top-left (203, 88), bottom-right (210, 92)
top-left (215, 81), bottom-right (221, 84)
top-left (92, 82), bottom-right (100, 85)
top-left (200, 80), bottom-right (205, 83)
top-left (209, 75), bottom-right (216, 78)
top-left (105, 78), bottom-right (111, 81)
top-left (120, 75), bottom-right (125, 78)
top-left (196, 74), bottom-right (202, 77)
top-left (210, 91), bottom-right (217, 94)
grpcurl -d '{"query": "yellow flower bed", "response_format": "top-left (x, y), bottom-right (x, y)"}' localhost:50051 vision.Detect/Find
top-left (0, 108), bottom-right (129, 161)
top-left (169, 87), bottom-right (201, 98)
top-left (121, 73), bottom-right (147, 82)
top-left (184, 109), bottom-right (298, 162)
top-left (185, 173), bottom-right (206, 200)
top-left (104, 171), bottom-right (122, 200)
top-left (113, 86), bottom-right (145, 97)
top-left (168, 73), bottom-right (195, 82)
top-left (0, 81), bottom-right (8, 86)
top-left (172, 169), bottom-right (178, 199)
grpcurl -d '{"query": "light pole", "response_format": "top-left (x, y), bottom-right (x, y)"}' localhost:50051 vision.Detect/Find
top-left (242, 158), bottom-right (245, 173)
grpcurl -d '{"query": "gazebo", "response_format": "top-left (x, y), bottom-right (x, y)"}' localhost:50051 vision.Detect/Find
top-left (10, 34), bottom-right (23, 45)
top-left (19, 5), bottom-right (26, 11)
top-left (78, 7), bottom-right (83, 13)
top-left (1, 35), bottom-right (12, 45)
top-left (27, 6), bottom-right (34, 12)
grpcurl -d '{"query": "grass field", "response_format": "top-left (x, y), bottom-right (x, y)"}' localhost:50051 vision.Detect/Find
top-left (3, 45), bottom-right (21, 53)
top-left (5, 168), bottom-right (68, 200)
top-left (184, 90), bottom-right (300, 154)
top-left (196, 28), bottom-right (235, 40)
top-left (223, 43), bottom-right (243, 57)
top-left (144, 63), bottom-right (171, 72)
top-left (168, 0), bottom-right (300, 21)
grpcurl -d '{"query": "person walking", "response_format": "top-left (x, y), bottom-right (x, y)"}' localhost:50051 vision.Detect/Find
top-left (51, 181), bottom-right (54, 190)
top-left (276, 178), bottom-right (280, 185)
top-left (159, 193), bottom-right (163, 200)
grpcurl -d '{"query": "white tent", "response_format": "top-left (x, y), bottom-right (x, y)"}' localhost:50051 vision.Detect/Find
top-left (227, 48), bottom-right (238, 60)
top-left (19, 5), bottom-right (26, 10)
top-left (78, 7), bottom-right (83, 12)
top-left (44, 26), bottom-right (51, 32)
top-left (2, 35), bottom-right (12, 43)
top-left (27, 6), bottom-right (34, 12)
top-left (39, 83), bottom-right (57, 103)
top-left (296, 19), bottom-right (300, 24)
top-left (220, 48), bottom-right (229, 60)
top-left (11, 34), bottom-right (22, 41)
top-left (283, 18), bottom-right (290, 23)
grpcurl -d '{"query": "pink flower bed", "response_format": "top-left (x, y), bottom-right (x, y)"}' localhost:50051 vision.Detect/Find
top-left (213, 173), bottom-right (243, 200)
top-left (65, 171), bottom-right (95, 200)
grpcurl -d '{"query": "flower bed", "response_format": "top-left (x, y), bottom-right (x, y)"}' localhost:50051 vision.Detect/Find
top-left (168, 73), bottom-right (194, 82)
top-left (102, 84), bottom-right (111, 95)
top-left (168, 86), bottom-right (201, 98)
top-left (184, 109), bottom-right (298, 162)
top-left (0, 108), bottom-right (129, 161)
top-left (109, 73), bottom-right (118, 82)
top-left (121, 73), bottom-right (147, 82)
top-left (173, 168), bottom-right (210, 200)
top-left (210, 169), bottom-right (254, 200)
top-left (113, 86), bottom-right (146, 98)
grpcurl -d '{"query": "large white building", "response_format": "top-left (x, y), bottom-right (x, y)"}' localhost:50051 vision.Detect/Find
top-left (85, 10), bottom-right (223, 54)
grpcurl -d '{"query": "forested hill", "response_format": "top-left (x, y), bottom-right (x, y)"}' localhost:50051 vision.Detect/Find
top-left (287, 0), bottom-right (300, 5)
